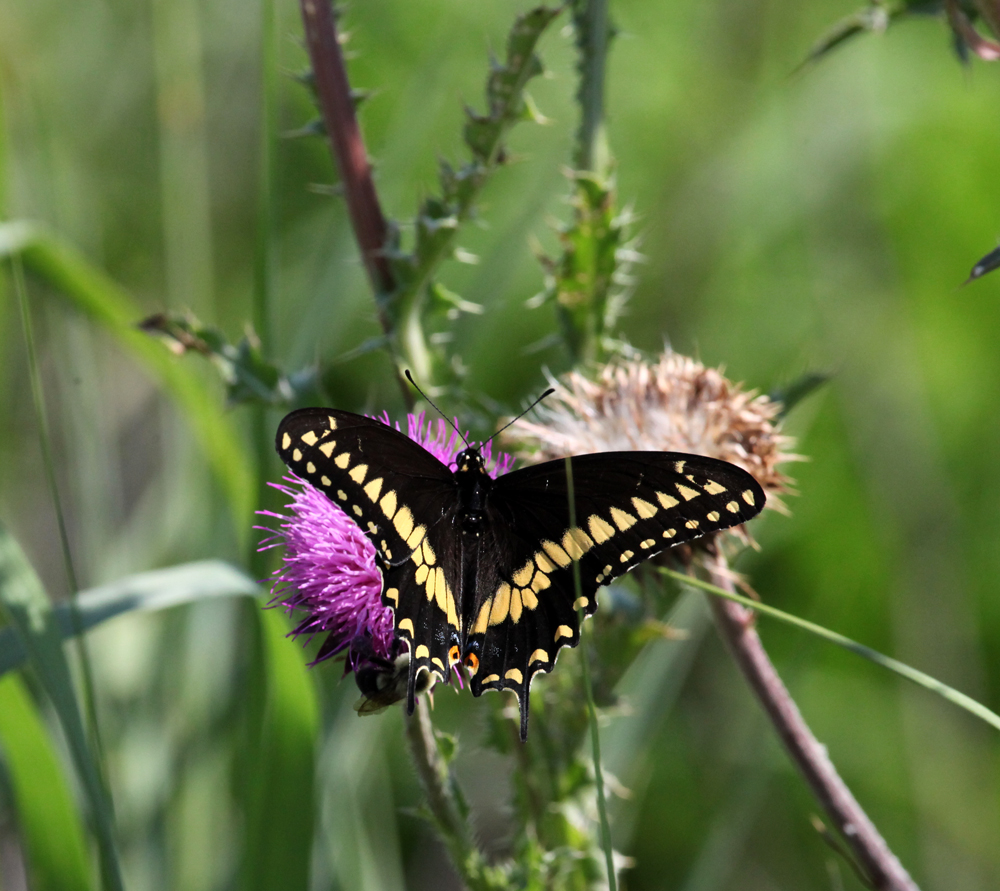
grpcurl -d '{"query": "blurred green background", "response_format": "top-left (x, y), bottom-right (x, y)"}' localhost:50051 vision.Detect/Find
top-left (2, 0), bottom-right (1000, 888)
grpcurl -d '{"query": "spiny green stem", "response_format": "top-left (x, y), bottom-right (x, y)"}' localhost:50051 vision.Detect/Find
top-left (564, 456), bottom-right (617, 891)
top-left (404, 701), bottom-right (507, 890)
top-left (572, 0), bottom-right (610, 172)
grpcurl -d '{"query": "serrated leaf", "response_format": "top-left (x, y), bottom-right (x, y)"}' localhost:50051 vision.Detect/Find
top-left (139, 311), bottom-right (305, 407)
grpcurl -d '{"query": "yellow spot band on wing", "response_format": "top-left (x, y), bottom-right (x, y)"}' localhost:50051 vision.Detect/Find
top-left (530, 572), bottom-right (550, 593)
top-left (542, 540), bottom-right (572, 567)
top-left (703, 480), bottom-right (727, 495)
top-left (349, 464), bottom-right (367, 484)
top-left (676, 484), bottom-right (700, 501)
top-left (742, 489), bottom-right (756, 506)
top-left (707, 511), bottom-right (720, 522)
top-left (301, 431), bottom-right (318, 446)
top-left (364, 478), bottom-right (383, 501)
top-left (321, 476), bottom-right (331, 487)
top-left (521, 587), bottom-right (539, 610)
top-left (726, 500), bottom-right (740, 513)
top-left (398, 618), bottom-right (414, 636)
top-left (335, 453), bottom-right (350, 469)
top-left (327, 416), bottom-right (338, 430)
top-left (588, 515), bottom-right (616, 543)
top-left (431, 657), bottom-right (445, 671)
top-left (505, 668), bottom-right (523, 684)
top-left (510, 589), bottom-right (523, 623)
top-left (535, 552), bottom-right (556, 573)
top-left (610, 507), bottom-right (636, 531)
top-left (513, 563), bottom-right (534, 586)
top-left (555, 625), bottom-right (574, 641)
top-left (306, 462), bottom-right (316, 474)
top-left (319, 441), bottom-right (335, 458)
top-left (529, 649), bottom-right (549, 664)
top-left (281, 432), bottom-right (291, 449)
top-left (393, 506), bottom-right (414, 540)
top-left (573, 596), bottom-right (588, 610)
top-left (490, 583), bottom-right (512, 625)
top-left (292, 449), bottom-right (302, 462)
top-left (562, 528), bottom-right (594, 560)
top-left (657, 491), bottom-right (680, 509)
top-left (415, 645), bottom-right (429, 659)
top-left (632, 497), bottom-right (657, 518)
top-left (380, 490), bottom-right (398, 518)
top-left (482, 674), bottom-right (500, 685)
top-left (474, 600), bottom-right (492, 635)
top-left (385, 587), bottom-right (399, 606)
top-left (685, 519), bottom-right (699, 530)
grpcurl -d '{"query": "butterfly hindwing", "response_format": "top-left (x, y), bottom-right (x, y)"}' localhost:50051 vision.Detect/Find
top-left (464, 451), bottom-right (765, 736)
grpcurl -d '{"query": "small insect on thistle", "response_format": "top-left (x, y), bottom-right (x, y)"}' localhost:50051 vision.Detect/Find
top-left (272, 377), bottom-right (765, 740)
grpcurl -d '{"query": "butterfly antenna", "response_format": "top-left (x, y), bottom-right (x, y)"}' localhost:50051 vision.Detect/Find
top-left (483, 387), bottom-right (555, 450)
top-left (404, 370), bottom-right (471, 449)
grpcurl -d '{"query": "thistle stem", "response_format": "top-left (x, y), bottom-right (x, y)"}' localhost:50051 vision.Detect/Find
top-left (297, 0), bottom-right (412, 405)
top-left (703, 553), bottom-right (919, 891)
top-left (572, 0), bottom-right (610, 172)
top-left (404, 701), bottom-right (504, 890)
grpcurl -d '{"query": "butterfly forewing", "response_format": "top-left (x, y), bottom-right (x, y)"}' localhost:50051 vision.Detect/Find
top-left (276, 409), bottom-right (465, 692)
top-left (464, 451), bottom-right (765, 735)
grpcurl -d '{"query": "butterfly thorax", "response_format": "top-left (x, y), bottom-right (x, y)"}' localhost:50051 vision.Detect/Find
top-left (454, 446), bottom-right (493, 533)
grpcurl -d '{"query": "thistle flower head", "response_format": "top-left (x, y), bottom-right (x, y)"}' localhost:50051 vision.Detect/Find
top-left (505, 351), bottom-right (795, 515)
top-left (258, 411), bottom-right (513, 692)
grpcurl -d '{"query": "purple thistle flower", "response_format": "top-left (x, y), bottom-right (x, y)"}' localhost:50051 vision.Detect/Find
top-left (257, 411), bottom-right (513, 686)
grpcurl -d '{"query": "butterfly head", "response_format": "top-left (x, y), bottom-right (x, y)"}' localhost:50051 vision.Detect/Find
top-left (455, 446), bottom-right (487, 475)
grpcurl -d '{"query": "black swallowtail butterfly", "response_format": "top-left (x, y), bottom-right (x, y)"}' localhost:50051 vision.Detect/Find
top-left (276, 408), bottom-right (765, 739)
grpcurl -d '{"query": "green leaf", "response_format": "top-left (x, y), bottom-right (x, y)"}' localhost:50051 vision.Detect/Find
top-left (769, 371), bottom-right (831, 417)
top-left (0, 560), bottom-right (259, 677)
top-left (796, 2), bottom-right (945, 71)
top-left (0, 673), bottom-right (95, 891)
top-left (0, 524), bottom-right (123, 891)
top-left (241, 607), bottom-right (320, 891)
top-left (0, 221), bottom-right (255, 532)
top-left (139, 311), bottom-right (314, 407)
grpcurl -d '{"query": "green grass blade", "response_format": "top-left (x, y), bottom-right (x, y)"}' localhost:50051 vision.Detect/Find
top-left (0, 525), bottom-right (124, 891)
top-left (0, 221), bottom-right (255, 533)
top-left (241, 607), bottom-right (319, 891)
top-left (564, 457), bottom-right (617, 891)
top-left (0, 560), bottom-right (259, 677)
top-left (659, 566), bottom-right (1000, 733)
top-left (0, 674), bottom-right (95, 891)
